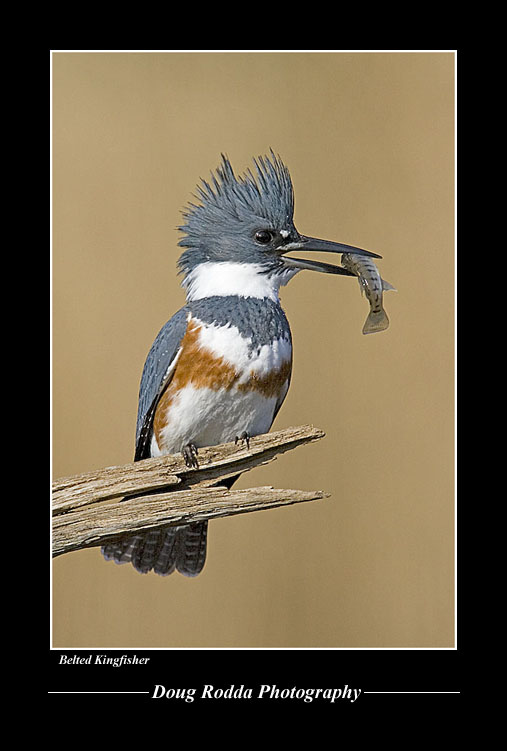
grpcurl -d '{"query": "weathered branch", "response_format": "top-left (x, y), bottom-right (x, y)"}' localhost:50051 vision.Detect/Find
top-left (52, 425), bottom-right (325, 513)
top-left (53, 486), bottom-right (328, 557)
top-left (52, 425), bottom-right (327, 557)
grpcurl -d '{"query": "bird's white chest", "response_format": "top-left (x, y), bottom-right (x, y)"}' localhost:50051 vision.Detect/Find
top-left (151, 315), bottom-right (292, 456)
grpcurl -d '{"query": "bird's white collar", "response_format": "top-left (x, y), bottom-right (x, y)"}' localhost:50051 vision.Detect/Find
top-left (182, 262), bottom-right (299, 303)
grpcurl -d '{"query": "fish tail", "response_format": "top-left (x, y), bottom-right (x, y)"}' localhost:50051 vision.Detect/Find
top-left (363, 307), bottom-right (390, 334)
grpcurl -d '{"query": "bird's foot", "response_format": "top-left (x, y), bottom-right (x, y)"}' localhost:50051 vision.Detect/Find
top-left (235, 431), bottom-right (251, 450)
top-left (182, 443), bottom-right (199, 469)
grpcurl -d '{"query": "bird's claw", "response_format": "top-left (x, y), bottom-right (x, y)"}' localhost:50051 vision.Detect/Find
top-left (235, 431), bottom-right (251, 450)
top-left (182, 443), bottom-right (199, 468)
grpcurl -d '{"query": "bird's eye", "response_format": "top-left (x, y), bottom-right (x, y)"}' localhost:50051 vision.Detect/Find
top-left (255, 230), bottom-right (273, 245)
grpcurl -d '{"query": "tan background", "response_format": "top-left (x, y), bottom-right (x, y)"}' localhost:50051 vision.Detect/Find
top-left (52, 51), bottom-right (455, 648)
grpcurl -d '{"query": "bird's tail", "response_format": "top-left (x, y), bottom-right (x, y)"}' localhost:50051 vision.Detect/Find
top-left (101, 474), bottom-right (239, 577)
top-left (101, 522), bottom-right (208, 577)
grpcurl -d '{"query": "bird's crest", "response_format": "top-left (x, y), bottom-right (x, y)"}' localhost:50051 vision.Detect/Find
top-left (177, 151), bottom-right (294, 271)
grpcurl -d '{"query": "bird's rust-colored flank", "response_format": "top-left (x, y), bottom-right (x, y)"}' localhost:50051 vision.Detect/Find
top-left (153, 318), bottom-right (292, 445)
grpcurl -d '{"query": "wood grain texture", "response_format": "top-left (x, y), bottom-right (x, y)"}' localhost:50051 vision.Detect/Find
top-left (53, 486), bottom-right (328, 556)
top-left (52, 425), bottom-right (325, 513)
top-left (52, 425), bottom-right (327, 557)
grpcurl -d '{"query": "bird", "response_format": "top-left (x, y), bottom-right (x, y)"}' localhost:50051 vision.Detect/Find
top-left (101, 151), bottom-right (380, 577)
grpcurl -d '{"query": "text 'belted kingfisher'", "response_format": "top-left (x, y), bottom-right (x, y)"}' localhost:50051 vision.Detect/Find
top-left (102, 151), bottom-right (381, 577)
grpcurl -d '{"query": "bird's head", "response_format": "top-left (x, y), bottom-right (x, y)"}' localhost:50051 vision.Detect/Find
top-left (178, 151), bottom-right (381, 302)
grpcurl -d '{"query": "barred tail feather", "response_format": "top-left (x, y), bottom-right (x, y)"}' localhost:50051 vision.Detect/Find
top-left (101, 522), bottom-right (208, 577)
top-left (174, 522), bottom-right (208, 577)
top-left (102, 535), bottom-right (144, 565)
top-left (101, 475), bottom-right (237, 577)
top-left (152, 528), bottom-right (179, 576)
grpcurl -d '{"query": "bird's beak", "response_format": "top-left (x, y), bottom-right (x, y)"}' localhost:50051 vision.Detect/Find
top-left (280, 235), bottom-right (381, 276)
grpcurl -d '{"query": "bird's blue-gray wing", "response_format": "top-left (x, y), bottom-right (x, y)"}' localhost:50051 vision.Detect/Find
top-left (102, 305), bottom-right (208, 575)
top-left (134, 307), bottom-right (188, 460)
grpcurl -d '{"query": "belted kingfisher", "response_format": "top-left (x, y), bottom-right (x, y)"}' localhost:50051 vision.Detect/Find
top-left (101, 151), bottom-right (380, 577)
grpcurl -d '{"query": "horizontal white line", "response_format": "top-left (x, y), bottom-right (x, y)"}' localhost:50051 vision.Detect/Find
top-left (49, 691), bottom-right (460, 696)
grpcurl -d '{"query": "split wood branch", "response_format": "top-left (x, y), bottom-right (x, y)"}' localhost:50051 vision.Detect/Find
top-left (52, 424), bottom-right (327, 558)
top-left (53, 486), bottom-right (328, 557)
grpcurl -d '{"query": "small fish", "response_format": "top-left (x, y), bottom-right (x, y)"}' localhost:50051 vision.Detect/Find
top-left (341, 253), bottom-right (396, 335)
